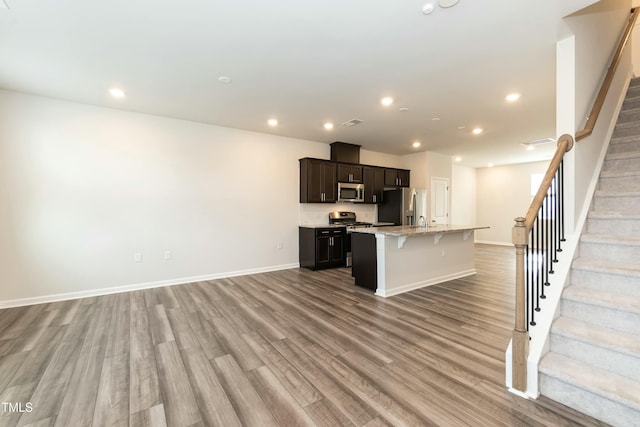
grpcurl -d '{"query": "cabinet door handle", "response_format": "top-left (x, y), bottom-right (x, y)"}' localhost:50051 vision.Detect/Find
top-left (373, 194), bottom-right (376, 203)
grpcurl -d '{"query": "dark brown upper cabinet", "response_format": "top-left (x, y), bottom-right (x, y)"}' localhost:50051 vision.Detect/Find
top-left (337, 164), bottom-right (363, 183)
top-left (300, 158), bottom-right (337, 203)
top-left (384, 168), bottom-right (410, 188)
top-left (363, 166), bottom-right (385, 204)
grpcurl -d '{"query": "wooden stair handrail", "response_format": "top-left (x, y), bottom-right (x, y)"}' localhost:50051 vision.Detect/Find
top-left (576, 8), bottom-right (639, 141)
top-left (524, 134), bottom-right (574, 231)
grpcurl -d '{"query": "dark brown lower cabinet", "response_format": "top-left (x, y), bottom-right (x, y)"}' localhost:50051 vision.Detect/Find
top-left (351, 232), bottom-right (377, 291)
top-left (299, 227), bottom-right (346, 270)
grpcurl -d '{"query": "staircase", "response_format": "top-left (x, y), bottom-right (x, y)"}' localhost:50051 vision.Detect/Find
top-left (539, 78), bottom-right (640, 427)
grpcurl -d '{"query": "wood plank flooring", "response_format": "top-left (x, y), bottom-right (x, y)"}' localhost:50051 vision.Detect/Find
top-left (0, 244), bottom-right (608, 426)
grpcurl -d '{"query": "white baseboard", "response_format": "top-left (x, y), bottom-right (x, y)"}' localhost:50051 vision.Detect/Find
top-left (0, 263), bottom-right (300, 309)
top-left (375, 269), bottom-right (477, 297)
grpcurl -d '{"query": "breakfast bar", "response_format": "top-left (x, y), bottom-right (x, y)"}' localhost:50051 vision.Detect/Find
top-left (351, 224), bottom-right (489, 297)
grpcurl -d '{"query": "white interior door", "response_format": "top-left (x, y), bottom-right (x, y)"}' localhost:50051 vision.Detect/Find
top-left (431, 177), bottom-right (449, 225)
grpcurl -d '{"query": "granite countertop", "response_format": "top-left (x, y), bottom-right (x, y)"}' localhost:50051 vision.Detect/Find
top-left (299, 222), bottom-right (395, 229)
top-left (299, 224), bottom-right (347, 229)
top-left (350, 224), bottom-right (489, 236)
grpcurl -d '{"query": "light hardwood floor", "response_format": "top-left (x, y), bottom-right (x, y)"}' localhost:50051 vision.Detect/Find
top-left (0, 244), bottom-right (607, 426)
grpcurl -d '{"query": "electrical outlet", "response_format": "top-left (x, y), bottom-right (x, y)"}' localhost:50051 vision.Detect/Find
top-left (164, 251), bottom-right (172, 260)
top-left (134, 253), bottom-right (142, 263)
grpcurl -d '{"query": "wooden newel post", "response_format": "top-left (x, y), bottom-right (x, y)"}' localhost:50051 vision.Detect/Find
top-left (512, 216), bottom-right (529, 392)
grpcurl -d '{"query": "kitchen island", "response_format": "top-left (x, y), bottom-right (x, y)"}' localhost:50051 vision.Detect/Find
top-left (351, 224), bottom-right (489, 297)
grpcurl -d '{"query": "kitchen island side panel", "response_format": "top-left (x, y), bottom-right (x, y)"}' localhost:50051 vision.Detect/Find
top-left (376, 231), bottom-right (476, 297)
top-left (351, 232), bottom-right (377, 290)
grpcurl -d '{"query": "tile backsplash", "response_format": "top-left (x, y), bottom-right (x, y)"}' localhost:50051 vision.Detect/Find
top-left (299, 203), bottom-right (377, 225)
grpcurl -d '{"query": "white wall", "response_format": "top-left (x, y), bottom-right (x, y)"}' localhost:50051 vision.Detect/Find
top-left (475, 161), bottom-right (549, 245)
top-left (1, 90), bottom-right (381, 304)
top-left (562, 0), bottom-right (633, 228)
top-left (360, 149), bottom-right (403, 169)
top-left (400, 152), bottom-right (429, 189)
top-left (451, 165), bottom-right (476, 226)
top-left (399, 151), bottom-right (452, 190)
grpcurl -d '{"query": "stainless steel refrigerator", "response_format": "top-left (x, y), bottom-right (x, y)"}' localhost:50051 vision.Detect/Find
top-left (378, 188), bottom-right (428, 226)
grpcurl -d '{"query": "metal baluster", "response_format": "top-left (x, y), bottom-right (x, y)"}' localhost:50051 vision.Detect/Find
top-left (524, 231), bottom-right (535, 330)
top-left (537, 215), bottom-right (545, 300)
top-left (560, 159), bottom-right (566, 243)
top-left (551, 175), bottom-right (560, 262)
top-left (543, 197), bottom-right (549, 285)
top-left (547, 192), bottom-right (555, 275)
top-left (529, 226), bottom-right (536, 326)
top-left (532, 226), bottom-right (540, 315)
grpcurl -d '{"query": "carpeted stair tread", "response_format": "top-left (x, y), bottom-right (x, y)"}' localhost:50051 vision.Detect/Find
top-left (594, 189), bottom-right (640, 198)
top-left (580, 233), bottom-right (640, 246)
top-left (615, 119), bottom-right (640, 128)
top-left (618, 107), bottom-right (640, 122)
top-left (540, 353), bottom-right (640, 412)
top-left (605, 150), bottom-right (640, 160)
top-left (587, 211), bottom-right (640, 220)
top-left (599, 169), bottom-right (640, 178)
top-left (572, 257), bottom-right (640, 278)
top-left (609, 134), bottom-right (640, 144)
top-left (552, 317), bottom-right (640, 357)
top-left (562, 286), bottom-right (640, 315)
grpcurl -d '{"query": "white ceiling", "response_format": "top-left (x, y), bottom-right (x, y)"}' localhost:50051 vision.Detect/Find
top-left (0, 0), bottom-right (565, 167)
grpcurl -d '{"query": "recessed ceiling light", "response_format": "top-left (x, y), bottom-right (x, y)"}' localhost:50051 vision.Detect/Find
top-left (454, 156), bottom-right (462, 162)
top-left (526, 146), bottom-right (535, 151)
top-left (218, 76), bottom-right (232, 84)
top-left (324, 122), bottom-right (334, 130)
top-left (399, 107), bottom-right (409, 112)
top-left (472, 127), bottom-right (483, 135)
top-left (488, 163), bottom-right (494, 167)
top-left (267, 118), bottom-right (278, 127)
top-left (109, 88), bottom-right (126, 99)
top-left (506, 93), bottom-right (521, 102)
top-left (457, 125), bottom-right (466, 130)
top-left (381, 97), bottom-right (394, 107)
top-left (432, 117), bottom-right (441, 121)
top-left (422, 3), bottom-right (434, 14)
top-left (412, 141), bottom-right (421, 148)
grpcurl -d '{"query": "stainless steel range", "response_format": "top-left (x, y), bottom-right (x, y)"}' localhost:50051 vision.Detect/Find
top-left (328, 211), bottom-right (372, 267)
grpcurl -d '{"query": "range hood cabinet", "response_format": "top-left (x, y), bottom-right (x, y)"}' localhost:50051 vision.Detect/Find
top-left (330, 142), bottom-right (361, 164)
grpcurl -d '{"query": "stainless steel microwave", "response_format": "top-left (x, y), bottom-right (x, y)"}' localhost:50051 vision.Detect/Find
top-left (337, 182), bottom-right (365, 202)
